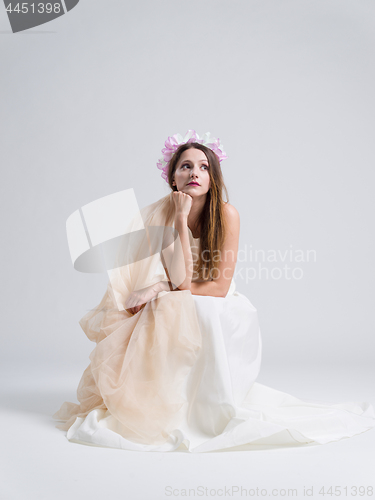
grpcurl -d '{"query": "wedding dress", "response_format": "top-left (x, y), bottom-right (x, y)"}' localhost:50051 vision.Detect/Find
top-left (53, 193), bottom-right (375, 452)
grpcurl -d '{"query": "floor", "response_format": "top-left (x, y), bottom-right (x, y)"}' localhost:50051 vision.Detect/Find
top-left (1, 362), bottom-right (374, 500)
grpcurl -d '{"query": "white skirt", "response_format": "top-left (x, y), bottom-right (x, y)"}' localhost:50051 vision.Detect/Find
top-left (53, 281), bottom-right (375, 452)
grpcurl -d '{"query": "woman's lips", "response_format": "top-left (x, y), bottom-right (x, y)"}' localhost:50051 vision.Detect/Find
top-left (187, 182), bottom-right (200, 186)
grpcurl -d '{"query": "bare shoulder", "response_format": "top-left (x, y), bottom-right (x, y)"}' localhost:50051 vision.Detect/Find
top-left (223, 202), bottom-right (240, 223)
top-left (223, 202), bottom-right (240, 239)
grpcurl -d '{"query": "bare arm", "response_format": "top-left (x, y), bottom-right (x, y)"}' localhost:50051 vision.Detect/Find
top-left (174, 213), bottom-right (194, 290)
top-left (169, 192), bottom-right (195, 291)
top-left (159, 201), bottom-right (240, 298)
top-left (189, 203), bottom-right (240, 297)
top-left (189, 279), bottom-right (225, 297)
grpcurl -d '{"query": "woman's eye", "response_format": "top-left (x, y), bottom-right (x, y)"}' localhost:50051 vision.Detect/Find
top-left (180, 164), bottom-right (208, 169)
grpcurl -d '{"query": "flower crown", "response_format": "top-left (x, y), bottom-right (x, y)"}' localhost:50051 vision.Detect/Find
top-left (156, 129), bottom-right (228, 182)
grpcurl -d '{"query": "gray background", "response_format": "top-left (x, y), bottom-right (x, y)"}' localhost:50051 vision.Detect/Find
top-left (1, 1), bottom-right (374, 390)
top-left (1, 2), bottom-right (375, 500)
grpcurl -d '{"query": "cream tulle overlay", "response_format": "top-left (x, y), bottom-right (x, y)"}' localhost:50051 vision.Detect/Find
top-left (53, 193), bottom-right (375, 452)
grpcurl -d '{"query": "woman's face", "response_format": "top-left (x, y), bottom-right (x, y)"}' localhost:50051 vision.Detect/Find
top-left (173, 148), bottom-right (211, 196)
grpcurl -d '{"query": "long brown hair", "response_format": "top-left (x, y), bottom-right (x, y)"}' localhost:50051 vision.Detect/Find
top-left (167, 142), bottom-right (229, 281)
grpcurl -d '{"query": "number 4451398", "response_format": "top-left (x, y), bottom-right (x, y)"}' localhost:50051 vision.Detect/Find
top-left (5, 3), bottom-right (62, 14)
top-left (319, 485), bottom-right (373, 496)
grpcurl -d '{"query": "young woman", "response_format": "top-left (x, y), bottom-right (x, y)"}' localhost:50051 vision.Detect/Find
top-left (53, 130), bottom-right (375, 452)
top-left (125, 139), bottom-right (239, 313)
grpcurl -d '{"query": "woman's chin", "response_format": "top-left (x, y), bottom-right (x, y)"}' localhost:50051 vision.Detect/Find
top-left (183, 187), bottom-right (208, 196)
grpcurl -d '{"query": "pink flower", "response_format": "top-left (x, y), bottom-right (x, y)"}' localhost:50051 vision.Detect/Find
top-left (156, 130), bottom-right (228, 183)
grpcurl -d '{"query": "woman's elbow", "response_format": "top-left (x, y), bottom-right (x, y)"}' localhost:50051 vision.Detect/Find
top-left (174, 279), bottom-right (192, 291)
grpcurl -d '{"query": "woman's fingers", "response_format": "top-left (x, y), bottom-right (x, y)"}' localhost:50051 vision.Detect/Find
top-left (127, 304), bottom-right (141, 315)
top-left (125, 292), bottom-right (140, 309)
top-left (125, 300), bottom-right (142, 315)
top-left (125, 285), bottom-right (160, 314)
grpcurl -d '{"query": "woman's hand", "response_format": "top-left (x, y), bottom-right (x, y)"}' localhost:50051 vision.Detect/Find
top-left (124, 282), bottom-right (167, 315)
top-left (173, 191), bottom-right (193, 218)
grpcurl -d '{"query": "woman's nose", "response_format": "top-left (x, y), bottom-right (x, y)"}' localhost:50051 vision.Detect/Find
top-left (190, 166), bottom-right (199, 177)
